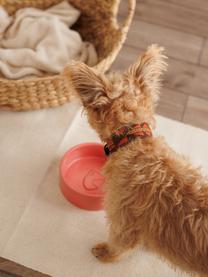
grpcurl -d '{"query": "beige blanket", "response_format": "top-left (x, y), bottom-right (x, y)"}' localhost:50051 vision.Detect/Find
top-left (0, 1), bottom-right (98, 79)
top-left (1, 104), bottom-right (206, 276)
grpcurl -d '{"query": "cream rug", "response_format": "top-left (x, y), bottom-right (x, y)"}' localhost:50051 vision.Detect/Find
top-left (1, 102), bottom-right (208, 277)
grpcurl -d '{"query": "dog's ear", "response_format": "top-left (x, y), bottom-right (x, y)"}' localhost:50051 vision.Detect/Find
top-left (125, 44), bottom-right (167, 102)
top-left (64, 62), bottom-right (112, 108)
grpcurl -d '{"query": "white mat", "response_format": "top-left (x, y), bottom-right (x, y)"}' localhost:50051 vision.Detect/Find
top-left (1, 102), bottom-right (208, 277)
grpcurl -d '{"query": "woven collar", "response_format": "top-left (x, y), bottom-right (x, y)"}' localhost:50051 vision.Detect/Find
top-left (104, 122), bottom-right (152, 156)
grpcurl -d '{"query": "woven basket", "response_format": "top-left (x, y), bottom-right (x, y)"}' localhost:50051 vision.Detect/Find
top-left (0, 0), bottom-right (135, 111)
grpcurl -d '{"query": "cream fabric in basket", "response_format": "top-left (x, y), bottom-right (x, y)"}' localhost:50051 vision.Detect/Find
top-left (0, 1), bottom-right (98, 79)
top-left (1, 104), bottom-right (208, 277)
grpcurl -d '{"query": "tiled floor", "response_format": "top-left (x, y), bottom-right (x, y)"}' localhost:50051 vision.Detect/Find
top-left (112, 0), bottom-right (208, 130)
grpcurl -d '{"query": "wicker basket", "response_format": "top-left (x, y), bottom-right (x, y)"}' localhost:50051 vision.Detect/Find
top-left (0, 0), bottom-right (135, 111)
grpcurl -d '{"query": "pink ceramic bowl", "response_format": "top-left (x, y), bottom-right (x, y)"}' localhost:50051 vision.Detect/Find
top-left (60, 143), bottom-right (107, 211)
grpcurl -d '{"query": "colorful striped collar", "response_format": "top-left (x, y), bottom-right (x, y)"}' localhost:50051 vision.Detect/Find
top-left (104, 122), bottom-right (152, 156)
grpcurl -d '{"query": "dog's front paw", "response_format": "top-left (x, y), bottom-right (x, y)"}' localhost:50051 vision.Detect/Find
top-left (92, 242), bottom-right (116, 263)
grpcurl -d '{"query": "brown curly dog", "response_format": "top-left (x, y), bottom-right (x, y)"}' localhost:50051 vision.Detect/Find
top-left (64, 45), bottom-right (208, 276)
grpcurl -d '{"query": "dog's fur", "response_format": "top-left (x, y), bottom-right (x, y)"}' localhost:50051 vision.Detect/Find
top-left (65, 45), bottom-right (208, 276)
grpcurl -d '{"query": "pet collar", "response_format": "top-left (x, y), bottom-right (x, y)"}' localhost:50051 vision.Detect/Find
top-left (104, 122), bottom-right (152, 156)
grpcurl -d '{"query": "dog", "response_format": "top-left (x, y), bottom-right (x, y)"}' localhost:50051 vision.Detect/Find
top-left (64, 45), bottom-right (208, 276)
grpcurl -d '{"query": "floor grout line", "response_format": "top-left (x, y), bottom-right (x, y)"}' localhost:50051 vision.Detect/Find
top-left (181, 95), bottom-right (189, 122)
top-left (197, 37), bottom-right (207, 65)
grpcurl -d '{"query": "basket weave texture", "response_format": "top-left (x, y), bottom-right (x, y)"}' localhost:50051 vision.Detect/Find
top-left (0, 0), bottom-right (135, 111)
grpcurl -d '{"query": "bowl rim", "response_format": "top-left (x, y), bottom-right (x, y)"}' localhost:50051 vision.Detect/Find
top-left (60, 142), bottom-right (106, 198)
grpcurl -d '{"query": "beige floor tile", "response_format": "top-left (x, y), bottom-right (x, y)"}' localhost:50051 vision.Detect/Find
top-left (183, 96), bottom-right (208, 130)
top-left (111, 45), bottom-right (142, 71)
top-left (125, 20), bottom-right (203, 63)
top-left (165, 58), bottom-right (208, 100)
top-left (157, 88), bottom-right (188, 121)
top-left (200, 39), bottom-right (208, 67)
top-left (165, 0), bottom-right (208, 13)
top-left (136, 0), bottom-right (208, 37)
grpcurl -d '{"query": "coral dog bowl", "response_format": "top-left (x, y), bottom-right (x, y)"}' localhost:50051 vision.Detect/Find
top-left (60, 143), bottom-right (107, 210)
